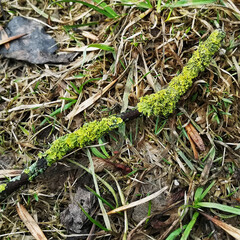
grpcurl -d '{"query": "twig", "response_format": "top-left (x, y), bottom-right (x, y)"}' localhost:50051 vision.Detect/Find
top-left (0, 29), bottom-right (225, 201)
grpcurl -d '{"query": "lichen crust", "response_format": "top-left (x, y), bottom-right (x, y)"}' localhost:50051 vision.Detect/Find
top-left (137, 29), bottom-right (225, 117)
top-left (23, 162), bottom-right (44, 181)
top-left (38, 115), bottom-right (123, 166)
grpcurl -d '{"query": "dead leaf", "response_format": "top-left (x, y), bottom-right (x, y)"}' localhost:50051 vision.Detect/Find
top-left (16, 203), bottom-right (47, 240)
top-left (92, 157), bottom-right (131, 174)
top-left (201, 212), bottom-right (240, 239)
top-left (185, 123), bottom-right (206, 151)
top-left (186, 130), bottom-right (199, 160)
top-left (91, 157), bottom-right (115, 173)
top-left (150, 212), bottom-right (178, 229)
top-left (18, 142), bottom-right (38, 149)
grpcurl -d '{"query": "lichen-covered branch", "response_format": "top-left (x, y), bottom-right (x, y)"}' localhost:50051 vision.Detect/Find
top-left (0, 30), bottom-right (225, 201)
top-left (137, 29), bottom-right (225, 116)
top-left (0, 116), bottom-right (123, 200)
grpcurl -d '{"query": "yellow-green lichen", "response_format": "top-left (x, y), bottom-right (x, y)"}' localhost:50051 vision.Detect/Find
top-left (38, 115), bottom-right (123, 166)
top-left (0, 183), bottom-right (6, 193)
top-left (24, 168), bottom-right (30, 175)
top-left (137, 29), bottom-right (225, 117)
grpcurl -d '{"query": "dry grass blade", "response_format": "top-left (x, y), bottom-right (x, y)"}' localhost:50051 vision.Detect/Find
top-left (185, 123), bottom-right (205, 151)
top-left (16, 203), bottom-right (47, 240)
top-left (223, 0), bottom-right (240, 20)
top-left (66, 78), bottom-right (118, 119)
top-left (139, 44), bottom-right (161, 92)
top-left (27, 0), bottom-right (64, 23)
top-left (0, 33), bottom-right (27, 46)
top-left (66, 62), bottom-right (132, 120)
top-left (82, 31), bottom-right (99, 41)
top-left (60, 46), bottom-right (102, 52)
top-left (0, 170), bottom-right (22, 179)
top-left (107, 186), bottom-right (168, 215)
top-left (0, 26), bottom-right (10, 49)
top-left (114, 8), bottom-right (153, 75)
top-left (8, 100), bottom-right (61, 112)
top-left (201, 211), bottom-right (240, 239)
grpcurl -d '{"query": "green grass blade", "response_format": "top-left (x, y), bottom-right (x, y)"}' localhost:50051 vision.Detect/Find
top-left (91, 147), bottom-right (107, 159)
top-left (177, 149), bottom-right (195, 171)
top-left (196, 202), bottom-right (240, 215)
top-left (70, 81), bottom-right (81, 94)
top-left (137, 0), bottom-right (152, 9)
top-left (155, 118), bottom-right (167, 135)
top-left (164, 0), bottom-right (217, 8)
top-left (78, 78), bottom-right (100, 93)
top-left (88, 43), bottom-right (115, 52)
top-left (199, 180), bottom-right (215, 202)
top-left (166, 224), bottom-right (187, 240)
top-left (40, 100), bottom-right (76, 126)
top-left (98, 138), bottom-right (110, 158)
top-left (157, 0), bottom-right (162, 12)
top-left (19, 125), bottom-right (30, 136)
top-left (77, 203), bottom-right (109, 231)
top-left (68, 159), bottom-right (119, 208)
top-left (106, 169), bottom-right (128, 239)
top-left (63, 22), bottom-right (99, 31)
top-left (194, 187), bottom-right (203, 203)
top-left (85, 185), bottom-right (115, 210)
top-left (180, 212), bottom-right (199, 240)
top-left (87, 149), bottom-right (112, 231)
top-left (120, 0), bottom-right (152, 9)
top-left (92, 0), bottom-right (118, 18)
top-left (52, 0), bottom-right (116, 18)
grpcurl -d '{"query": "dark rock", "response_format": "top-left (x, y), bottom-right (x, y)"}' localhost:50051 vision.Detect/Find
top-left (61, 187), bottom-right (96, 234)
top-left (0, 16), bottom-right (75, 64)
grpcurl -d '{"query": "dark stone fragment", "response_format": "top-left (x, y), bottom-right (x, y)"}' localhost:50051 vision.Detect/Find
top-left (0, 16), bottom-right (75, 64)
top-left (61, 187), bottom-right (96, 235)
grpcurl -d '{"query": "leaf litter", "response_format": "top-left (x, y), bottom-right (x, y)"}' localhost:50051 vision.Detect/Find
top-left (0, 0), bottom-right (240, 239)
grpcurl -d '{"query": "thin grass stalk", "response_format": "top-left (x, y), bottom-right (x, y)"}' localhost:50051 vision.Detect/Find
top-left (87, 149), bottom-right (112, 231)
top-left (106, 170), bottom-right (128, 239)
top-left (180, 212), bottom-right (199, 240)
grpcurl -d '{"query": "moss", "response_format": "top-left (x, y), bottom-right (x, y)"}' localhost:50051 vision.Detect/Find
top-left (137, 29), bottom-right (225, 117)
top-left (38, 115), bottom-right (123, 166)
top-left (0, 183), bottom-right (6, 193)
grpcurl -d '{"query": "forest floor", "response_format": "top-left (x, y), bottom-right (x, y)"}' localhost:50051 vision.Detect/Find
top-left (0, 0), bottom-right (240, 239)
